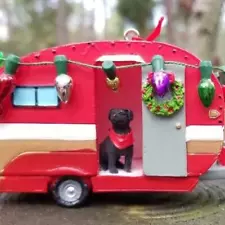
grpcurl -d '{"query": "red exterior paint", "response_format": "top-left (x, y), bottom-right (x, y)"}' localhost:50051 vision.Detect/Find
top-left (3, 151), bottom-right (98, 176)
top-left (187, 154), bottom-right (218, 176)
top-left (0, 176), bottom-right (51, 193)
top-left (218, 147), bottom-right (225, 166)
top-left (218, 84), bottom-right (225, 166)
top-left (91, 176), bottom-right (198, 192)
top-left (222, 85), bottom-right (225, 98)
top-left (0, 153), bottom-right (216, 193)
top-left (0, 40), bottom-right (223, 195)
top-left (2, 152), bottom-right (216, 177)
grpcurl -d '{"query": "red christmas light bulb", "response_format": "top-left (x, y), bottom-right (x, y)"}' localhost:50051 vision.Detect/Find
top-left (0, 73), bottom-right (15, 103)
top-left (0, 54), bottom-right (19, 104)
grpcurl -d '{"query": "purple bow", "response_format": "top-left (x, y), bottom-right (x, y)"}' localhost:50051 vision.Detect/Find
top-left (149, 71), bottom-right (170, 97)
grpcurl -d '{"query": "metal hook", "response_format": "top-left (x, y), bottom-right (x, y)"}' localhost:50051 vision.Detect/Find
top-left (123, 28), bottom-right (140, 41)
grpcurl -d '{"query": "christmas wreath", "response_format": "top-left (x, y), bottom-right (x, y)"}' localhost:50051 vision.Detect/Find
top-left (142, 80), bottom-right (184, 116)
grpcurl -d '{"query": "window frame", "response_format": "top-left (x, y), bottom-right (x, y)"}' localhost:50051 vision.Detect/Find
top-left (12, 86), bottom-right (60, 108)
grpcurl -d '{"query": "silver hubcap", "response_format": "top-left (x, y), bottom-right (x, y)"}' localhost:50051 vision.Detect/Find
top-left (58, 180), bottom-right (82, 203)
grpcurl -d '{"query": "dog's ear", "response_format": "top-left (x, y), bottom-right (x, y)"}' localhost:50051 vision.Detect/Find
top-left (108, 109), bottom-right (115, 120)
top-left (128, 110), bottom-right (133, 121)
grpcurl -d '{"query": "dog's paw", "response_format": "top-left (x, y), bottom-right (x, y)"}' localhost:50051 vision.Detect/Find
top-left (116, 161), bottom-right (124, 169)
top-left (124, 167), bottom-right (132, 173)
top-left (109, 168), bottom-right (119, 174)
top-left (101, 166), bottom-right (108, 171)
top-left (100, 164), bottom-right (108, 171)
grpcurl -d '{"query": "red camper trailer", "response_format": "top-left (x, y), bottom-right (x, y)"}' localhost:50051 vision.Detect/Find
top-left (0, 20), bottom-right (224, 208)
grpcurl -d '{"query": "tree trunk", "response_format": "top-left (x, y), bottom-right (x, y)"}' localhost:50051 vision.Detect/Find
top-left (78, 1), bottom-right (86, 41)
top-left (102, 0), bottom-right (107, 39)
top-left (170, 0), bottom-right (194, 48)
top-left (86, 0), bottom-right (96, 41)
top-left (164, 0), bottom-right (175, 44)
top-left (56, 0), bottom-right (69, 45)
top-left (186, 0), bottom-right (223, 60)
top-left (1, 0), bottom-right (13, 38)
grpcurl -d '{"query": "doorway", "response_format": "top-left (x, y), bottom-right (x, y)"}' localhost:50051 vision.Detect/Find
top-left (95, 55), bottom-right (143, 174)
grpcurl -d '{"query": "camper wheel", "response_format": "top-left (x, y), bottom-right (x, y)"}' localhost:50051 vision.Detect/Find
top-left (51, 177), bottom-right (90, 208)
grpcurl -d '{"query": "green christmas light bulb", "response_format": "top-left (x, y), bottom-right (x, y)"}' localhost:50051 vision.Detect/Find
top-left (4, 54), bottom-right (20, 75)
top-left (0, 52), bottom-right (4, 67)
top-left (102, 60), bottom-right (119, 91)
top-left (198, 61), bottom-right (215, 107)
top-left (102, 60), bottom-right (116, 80)
top-left (151, 55), bottom-right (165, 72)
top-left (54, 55), bottom-right (68, 75)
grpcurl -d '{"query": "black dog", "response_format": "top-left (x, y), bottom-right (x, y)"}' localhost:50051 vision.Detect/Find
top-left (99, 108), bottom-right (134, 174)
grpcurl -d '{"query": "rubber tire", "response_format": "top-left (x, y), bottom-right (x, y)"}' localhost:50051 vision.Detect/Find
top-left (51, 177), bottom-right (90, 208)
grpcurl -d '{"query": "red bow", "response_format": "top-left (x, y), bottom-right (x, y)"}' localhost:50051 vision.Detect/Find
top-left (132, 17), bottom-right (164, 42)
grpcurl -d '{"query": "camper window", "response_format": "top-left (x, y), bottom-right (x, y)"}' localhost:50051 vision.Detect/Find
top-left (13, 86), bottom-right (59, 107)
top-left (13, 87), bottom-right (36, 106)
top-left (36, 87), bottom-right (59, 106)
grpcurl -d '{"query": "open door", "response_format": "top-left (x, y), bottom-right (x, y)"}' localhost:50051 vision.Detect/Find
top-left (142, 65), bottom-right (187, 177)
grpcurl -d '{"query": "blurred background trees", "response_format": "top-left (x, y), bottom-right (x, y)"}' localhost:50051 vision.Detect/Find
top-left (0, 0), bottom-right (225, 66)
top-left (117, 0), bottom-right (155, 36)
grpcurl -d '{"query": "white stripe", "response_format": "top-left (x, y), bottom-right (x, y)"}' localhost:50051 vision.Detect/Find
top-left (0, 123), bottom-right (96, 141)
top-left (0, 124), bottom-right (223, 142)
top-left (97, 54), bottom-right (145, 62)
top-left (186, 125), bottom-right (224, 141)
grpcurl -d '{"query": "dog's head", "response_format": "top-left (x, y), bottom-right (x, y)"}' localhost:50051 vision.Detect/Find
top-left (108, 108), bottom-right (133, 127)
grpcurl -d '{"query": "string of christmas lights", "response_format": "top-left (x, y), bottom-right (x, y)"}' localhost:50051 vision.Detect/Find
top-left (1, 51), bottom-right (225, 72)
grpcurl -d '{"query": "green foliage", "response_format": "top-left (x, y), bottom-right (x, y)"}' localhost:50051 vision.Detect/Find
top-left (142, 80), bottom-right (184, 116)
top-left (117, 0), bottom-right (155, 35)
